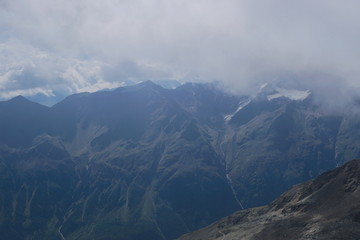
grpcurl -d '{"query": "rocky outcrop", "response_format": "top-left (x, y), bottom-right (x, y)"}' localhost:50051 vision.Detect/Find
top-left (178, 159), bottom-right (360, 240)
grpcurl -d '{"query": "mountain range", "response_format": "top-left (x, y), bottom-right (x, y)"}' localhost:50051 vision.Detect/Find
top-left (0, 81), bottom-right (359, 239)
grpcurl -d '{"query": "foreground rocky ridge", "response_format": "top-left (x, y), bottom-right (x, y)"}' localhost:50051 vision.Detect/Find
top-left (178, 159), bottom-right (360, 240)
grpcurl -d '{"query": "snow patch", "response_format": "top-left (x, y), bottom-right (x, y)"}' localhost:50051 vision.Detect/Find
top-left (224, 99), bottom-right (251, 122)
top-left (260, 82), bottom-right (268, 90)
top-left (267, 88), bottom-right (311, 101)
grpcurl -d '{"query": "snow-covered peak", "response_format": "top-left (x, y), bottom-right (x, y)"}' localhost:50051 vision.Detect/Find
top-left (267, 88), bottom-right (311, 101)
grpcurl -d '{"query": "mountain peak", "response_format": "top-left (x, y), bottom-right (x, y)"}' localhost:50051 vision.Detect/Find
top-left (9, 95), bottom-right (29, 103)
top-left (0, 95), bottom-right (49, 114)
top-left (118, 80), bottom-right (165, 93)
top-left (138, 80), bottom-right (161, 88)
top-left (2, 95), bottom-right (45, 107)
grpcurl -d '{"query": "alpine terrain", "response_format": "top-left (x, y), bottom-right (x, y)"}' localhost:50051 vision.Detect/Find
top-left (178, 159), bottom-right (360, 240)
top-left (0, 81), bottom-right (359, 239)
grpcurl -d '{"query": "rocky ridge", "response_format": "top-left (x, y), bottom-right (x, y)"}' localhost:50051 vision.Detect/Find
top-left (178, 159), bottom-right (360, 240)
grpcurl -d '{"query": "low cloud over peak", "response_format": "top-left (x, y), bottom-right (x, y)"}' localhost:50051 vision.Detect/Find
top-left (0, 0), bottom-right (360, 107)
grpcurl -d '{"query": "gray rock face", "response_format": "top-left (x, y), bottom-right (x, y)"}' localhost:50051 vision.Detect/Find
top-left (178, 159), bottom-right (360, 240)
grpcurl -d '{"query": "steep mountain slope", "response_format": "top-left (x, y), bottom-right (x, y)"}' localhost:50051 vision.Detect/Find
top-left (178, 159), bottom-right (360, 240)
top-left (0, 96), bottom-right (51, 147)
top-left (0, 81), bottom-right (360, 239)
top-left (0, 135), bottom-right (76, 239)
top-left (0, 81), bottom-right (239, 240)
top-left (223, 92), bottom-right (343, 207)
top-left (170, 83), bottom-right (348, 208)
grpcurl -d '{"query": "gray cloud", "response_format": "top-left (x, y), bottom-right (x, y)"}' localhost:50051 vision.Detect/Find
top-left (0, 0), bottom-right (359, 106)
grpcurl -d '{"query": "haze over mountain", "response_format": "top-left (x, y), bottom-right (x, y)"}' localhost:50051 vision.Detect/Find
top-left (1, 1), bottom-right (360, 239)
top-left (1, 1), bottom-right (360, 110)
top-left (0, 81), bottom-right (360, 239)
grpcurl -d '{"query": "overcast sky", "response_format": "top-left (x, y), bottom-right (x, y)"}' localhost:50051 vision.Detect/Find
top-left (0, 0), bottom-right (360, 105)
